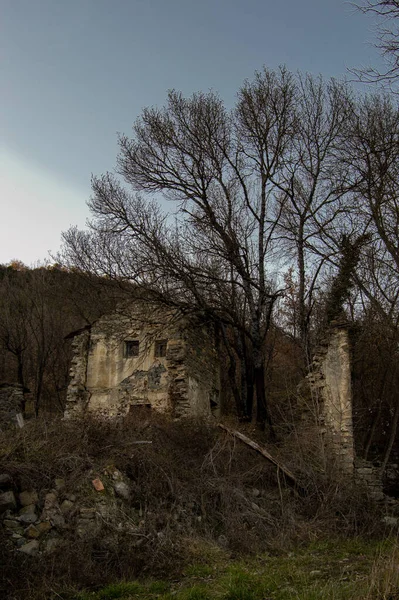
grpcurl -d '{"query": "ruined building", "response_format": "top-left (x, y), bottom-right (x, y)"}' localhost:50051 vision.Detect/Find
top-left (64, 303), bottom-right (220, 420)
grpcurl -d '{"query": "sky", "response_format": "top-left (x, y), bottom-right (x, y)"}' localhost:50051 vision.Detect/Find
top-left (1, 0), bottom-right (385, 266)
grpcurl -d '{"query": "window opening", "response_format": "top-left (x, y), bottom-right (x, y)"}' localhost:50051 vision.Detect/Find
top-left (154, 339), bottom-right (168, 358)
top-left (124, 340), bottom-right (139, 358)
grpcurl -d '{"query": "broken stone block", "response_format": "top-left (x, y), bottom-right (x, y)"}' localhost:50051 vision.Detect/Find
top-left (60, 499), bottom-right (74, 514)
top-left (19, 540), bottom-right (39, 556)
top-left (36, 521), bottom-right (52, 536)
top-left (25, 525), bottom-right (40, 539)
top-left (113, 481), bottom-right (130, 501)
top-left (51, 513), bottom-right (65, 528)
top-left (16, 537), bottom-right (26, 548)
top-left (19, 490), bottom-right (39, 507)
top-left (19, 504), bottom-right (37, 516)
top-left (41, 492), bottom-right (64, 527)
top-left (3, 519), bottom-right (20, 530)
top-left (0, 491), bottom-right (17, 513)
top-left (54, 478), bottom-right (65, 491)
top-left (43, 492), bottom-right (58, 509)
top-left (19, 512), bottom-right (37, 525)
top-left (43, 537), bottom-right (60, 554)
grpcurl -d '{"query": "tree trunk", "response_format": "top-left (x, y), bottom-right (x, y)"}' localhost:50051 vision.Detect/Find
top-left (253, 354), bottom-right (275, 439)
top-left (242, 338), bottom-right (254, 420)
top-left (228, 354), bottom-right (246, 420)
top-left (16, 352), bottom-right (27, 414)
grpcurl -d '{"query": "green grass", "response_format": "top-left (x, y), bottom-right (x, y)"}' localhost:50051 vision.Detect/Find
top-left (66, 537), bottom-right (399, 600)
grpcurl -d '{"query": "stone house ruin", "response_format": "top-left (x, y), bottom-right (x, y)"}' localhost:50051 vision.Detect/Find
top-left (64, 303), bottom-right (220, 420)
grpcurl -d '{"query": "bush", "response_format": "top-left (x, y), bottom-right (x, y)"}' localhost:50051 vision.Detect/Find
top-left (0, 414), bottom-right (386, 599)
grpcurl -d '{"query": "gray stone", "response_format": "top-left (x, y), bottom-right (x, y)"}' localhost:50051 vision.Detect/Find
top-left (16, 537), bottom-right (26, 548)
top-left (76, 518), bottom-right (100, 538)
top-left (19, 504), bottom-right (37, 516)
top-left (19, 540), bottom-right (39, 556)
top-left (0, 474), bottom-right (12, 488)
top-left (113, 481), bottom-right (130, 501)
top-left (43, 492), bottom-right (58, 509)
top-left (50, 513), bottom-right (65, 528)
top-left (3, 519), bottom-right (20, 530)
top-left (0, 491), bottom-right (16, 513)
top-left (383, 516), bottom-right (399, 526)
top-left (60, 499), bottom-right (74, 514)
top-left (54, 478), bottom-right (65, 491)
top-left (19, 512), bottom-right (37, 524)
top-left (19, 490), bottom-right (38, 507)
top-left (41, 492), bottom-right (64, 527)
top-left (43, 537), bottom-right (60, 554)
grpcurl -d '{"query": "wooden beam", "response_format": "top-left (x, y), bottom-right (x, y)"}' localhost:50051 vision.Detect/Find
top-left (218, 424), bottom-right (306, 496)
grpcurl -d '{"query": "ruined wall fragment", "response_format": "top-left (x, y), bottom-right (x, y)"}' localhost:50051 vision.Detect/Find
top-left (64, 330), bottom-right (90, 419)
top-left (308, 323), bottom-right (355, 476)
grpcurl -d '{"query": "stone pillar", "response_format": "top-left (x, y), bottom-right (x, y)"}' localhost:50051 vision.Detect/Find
top-left (64, 331), bottom-right (90, 419)
top-left (309, 323), bottom-right (355, 477)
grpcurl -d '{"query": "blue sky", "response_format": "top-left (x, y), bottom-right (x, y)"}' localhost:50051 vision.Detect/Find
top-left (1, 0), bottom-right (384, 265)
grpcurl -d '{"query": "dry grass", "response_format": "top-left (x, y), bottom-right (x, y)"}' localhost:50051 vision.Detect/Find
top-left (0, 414), bottom-right (390, 599)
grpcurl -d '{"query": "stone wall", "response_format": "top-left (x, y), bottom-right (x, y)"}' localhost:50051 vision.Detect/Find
top-left (64, 306), bottom-right (220, 421)
top-left (307, 323), bottom-right (354, 477)
top-left (0, 383), bottom-right (25, 429)
top-left (64, 330), bottom-right (90, 420)
top-left (171, 323), bottom-right (220, 418)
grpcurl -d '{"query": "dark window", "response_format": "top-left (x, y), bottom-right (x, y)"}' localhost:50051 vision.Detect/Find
top-left (154, 339), bottom-right (167, 358)
top-left (124, 340), bottom-right (139, 358)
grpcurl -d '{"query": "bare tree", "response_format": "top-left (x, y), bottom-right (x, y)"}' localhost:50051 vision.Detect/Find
top-left (61, 67), bottom-right (305, 432)
top-left (342, 91), bottom-right (399, 465)
top-left (274, 75), bottom-right (353, 364)
top-left (353, 1), bottom-right (399, 88)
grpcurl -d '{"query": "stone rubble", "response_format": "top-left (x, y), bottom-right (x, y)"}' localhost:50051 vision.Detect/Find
top-left (0, 466), bottom-right (143, 557)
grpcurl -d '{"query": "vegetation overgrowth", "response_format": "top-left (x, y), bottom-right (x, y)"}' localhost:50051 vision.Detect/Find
top-left (1, 416), bottom-right (397, 599)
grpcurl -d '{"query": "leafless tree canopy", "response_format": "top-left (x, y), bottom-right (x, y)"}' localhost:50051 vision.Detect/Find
top-left (354, 1), bottom-right (399, 87)
top-left (60, 66), bottom-right (399, 441)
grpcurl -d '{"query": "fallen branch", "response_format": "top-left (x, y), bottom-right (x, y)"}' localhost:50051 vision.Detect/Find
top-left (218, 424), bottom-right (307, 496)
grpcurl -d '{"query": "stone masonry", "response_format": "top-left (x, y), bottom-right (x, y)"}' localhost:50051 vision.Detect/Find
top-left (307, 322), bottom-right (355, 477)
top-left (64, 304), bottom-right (220, 420)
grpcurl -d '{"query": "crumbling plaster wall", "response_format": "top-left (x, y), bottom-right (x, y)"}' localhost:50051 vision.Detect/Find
top-left (308, 323), bottom-right (355, 476)
top-left (65, 308), bottom-right (220, 420)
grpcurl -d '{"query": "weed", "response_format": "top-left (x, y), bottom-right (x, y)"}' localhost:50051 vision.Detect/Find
top-left (96, 581), bottom-right (145, 599)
